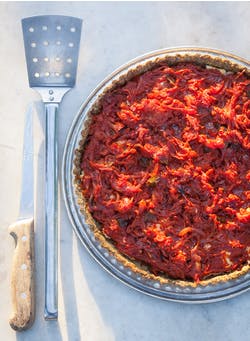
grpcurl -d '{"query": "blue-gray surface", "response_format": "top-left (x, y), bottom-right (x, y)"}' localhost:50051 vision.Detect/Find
top-left (0, 2), bottom-right (249, 340)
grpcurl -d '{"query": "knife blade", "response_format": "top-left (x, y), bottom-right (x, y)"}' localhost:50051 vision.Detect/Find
top-left (9, 104), bottom-right (35, 331)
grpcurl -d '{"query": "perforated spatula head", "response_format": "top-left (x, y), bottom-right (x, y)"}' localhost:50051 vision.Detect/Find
top-left (22, 15), bottom-right (82, 89)
top-left (21, 15), bottom-right (82, 321)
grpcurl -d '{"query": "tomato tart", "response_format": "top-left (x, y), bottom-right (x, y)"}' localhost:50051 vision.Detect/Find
top-left (74, 53), bottom-right (250, 285)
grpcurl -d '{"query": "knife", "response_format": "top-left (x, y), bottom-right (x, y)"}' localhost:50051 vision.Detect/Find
top-left (9, 104), bottom-right (35, 331)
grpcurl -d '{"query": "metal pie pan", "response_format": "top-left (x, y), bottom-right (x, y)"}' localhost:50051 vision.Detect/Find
top-left (62, 47), bottom-right (250, 303)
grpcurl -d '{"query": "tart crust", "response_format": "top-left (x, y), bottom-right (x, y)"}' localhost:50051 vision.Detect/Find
top-left (73, 53), bottom-right (250, 287)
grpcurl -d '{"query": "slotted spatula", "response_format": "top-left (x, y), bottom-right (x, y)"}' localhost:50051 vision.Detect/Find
top-left (22, 15), bottom-right (82, 320)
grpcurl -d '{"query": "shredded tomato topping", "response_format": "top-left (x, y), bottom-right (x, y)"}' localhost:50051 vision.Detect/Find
top-left (80, 62), bottom-right (250, 282)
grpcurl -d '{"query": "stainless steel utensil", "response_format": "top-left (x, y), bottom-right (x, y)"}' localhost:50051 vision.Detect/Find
top-left (9, 104), bottom-right (35, 331)
top-left (22, 15), bottom-right (82, 320)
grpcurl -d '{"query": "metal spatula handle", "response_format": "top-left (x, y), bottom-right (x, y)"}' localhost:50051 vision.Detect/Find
top-left (45, 103), bottom-right (58, 320)
top-left (22, 15), bottom-right (82, 321)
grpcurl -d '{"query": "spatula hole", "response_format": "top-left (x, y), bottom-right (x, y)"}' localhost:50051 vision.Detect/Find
top-left (42, 25), bottom-right (48, 31)
top-left (56, 41), bottom-right (61, 46)
top-left (65, 72), bottom-right (71, 78)
top-left (70, 27), bottom-right (76, 32)
top-left (29, 27), bottom-right (34, 32)
top-left (31, 42), bottom-right (36, 48)
top-left (45, 72), bottom-right (50, 77)
top-left (34, 72), bottom-right (40, 78)
top-left (66, 58), bottom-right (72, 63)
top-left (56, 25), bottom-right (61, 31)
top-left (55, 57), bottom-right (60, 62)
top-left (55, 72), bottom-right (60, 77)
top-left (44, 57), bottom-right (49, 62)
top-left (68, 42), bottom-right (74, 47)
top-left (43, 41), bottom-right (49, 46)
top-left (32, 57), bottom-right (38, 63)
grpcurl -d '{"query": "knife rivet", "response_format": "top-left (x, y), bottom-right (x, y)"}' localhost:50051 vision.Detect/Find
top-left (49, 96), bottom-right (54, 101)
top-left (22, 235), bottom-right (27, 242)
top-left (21, 263), bottom-right (27, 270)
top-left (49, 90), bottom-right (53, 95)
top-left (21, 292), bottom-right (27, 299)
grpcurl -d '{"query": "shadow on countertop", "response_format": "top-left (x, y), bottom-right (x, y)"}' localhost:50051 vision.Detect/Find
top-left (75, 234), bottom-right (250, 341)
top-left (59, 205), bottom-right (81, 341)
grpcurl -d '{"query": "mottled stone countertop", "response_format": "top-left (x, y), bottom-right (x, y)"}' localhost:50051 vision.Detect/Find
top-left (0, 2), bottom-right (250, 340)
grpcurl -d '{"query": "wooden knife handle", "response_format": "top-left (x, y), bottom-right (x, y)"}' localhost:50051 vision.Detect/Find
top-left (9, 218), bottom-right (35, 331)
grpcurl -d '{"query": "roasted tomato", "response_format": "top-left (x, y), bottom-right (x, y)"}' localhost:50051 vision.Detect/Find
top-left (80, 62), bottom-right (250, 282)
